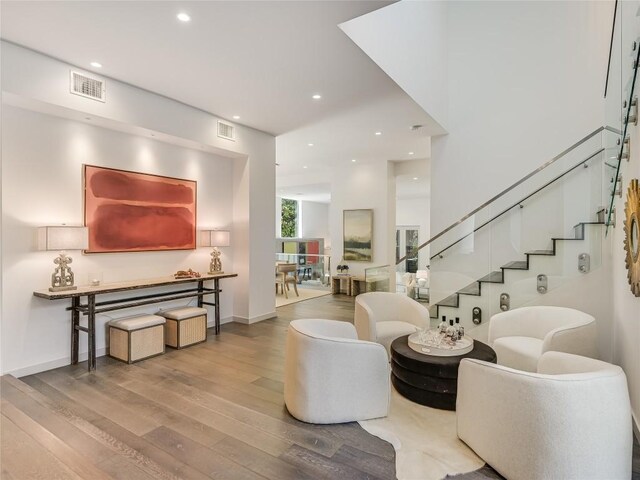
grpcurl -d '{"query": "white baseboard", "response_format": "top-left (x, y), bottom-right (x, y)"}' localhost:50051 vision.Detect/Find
top-left (9, 316), bottom-right (234, 378)
top-left (8, 347), bottom-right (108, 378)
top-left (233, 311), bottom-right (277, 324)
top-left (207, 315), bottom-right (234, 328)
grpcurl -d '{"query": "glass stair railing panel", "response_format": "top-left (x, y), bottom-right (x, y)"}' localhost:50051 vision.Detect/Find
top-left (396, 256), bottom-right (430, 303)
top-left (404, 128), bottom-right (612, 338)
top-left (427, 129), bottom-right (607, 306)
top-left (606, 0), bottom-right (640, 231)
top-left (364, 264), bottom-right (392, 293)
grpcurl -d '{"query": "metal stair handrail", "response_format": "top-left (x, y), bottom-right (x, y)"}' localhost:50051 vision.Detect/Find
top-left (397, 125), bottom-right (620, 265)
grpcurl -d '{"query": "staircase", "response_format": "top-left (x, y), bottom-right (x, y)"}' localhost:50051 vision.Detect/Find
top-left (428, 221), bottom-right (605, 321)
top-left (393, 125), bottom-right (623, 337)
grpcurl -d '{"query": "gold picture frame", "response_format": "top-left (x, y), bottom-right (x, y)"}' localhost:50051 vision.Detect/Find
top-left (623, 178), bottom-right (640, 297)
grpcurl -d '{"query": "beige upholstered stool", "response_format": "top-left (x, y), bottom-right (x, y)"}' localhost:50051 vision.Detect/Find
top-left (159, 306), bottom-right (208, 349)
top-left (108, 314), bottom-right (166, 364)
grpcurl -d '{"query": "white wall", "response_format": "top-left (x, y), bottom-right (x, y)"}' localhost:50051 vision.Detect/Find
top-left (1, 106), bottom-right (236, 376)
top-left (300, 200), bottom-right (330, 243)
top-left (430, 1), bottom-right (610, 233)
top-left (1, 41), bottom-right (276, 375)
top-left (330, 160), bottom-right (395, 277)
top-left (339, 0), bottom-right (448, 133)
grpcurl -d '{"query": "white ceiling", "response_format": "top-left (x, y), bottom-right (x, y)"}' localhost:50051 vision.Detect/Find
top-left (1, 0), bottom-right (434, 177)
top-left (278, 183), bottom-right (332, 204)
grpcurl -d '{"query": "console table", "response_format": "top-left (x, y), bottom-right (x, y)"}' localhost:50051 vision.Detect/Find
top-left (33, 273), bottom-right (237, 371)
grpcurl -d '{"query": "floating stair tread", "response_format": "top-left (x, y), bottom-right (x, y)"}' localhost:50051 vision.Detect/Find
top-left (478, 271), bottom-right (504, 283)
top-left (458, 282), bottom-right (481, 296)
top-left (573, 221), bottom-right (605, 228)
top-left (437, 295), bottom-right (459, 308)
top-left (526, 250), bottom-right (555, 256)
top-left (501, 261), bottom-right (528, 270)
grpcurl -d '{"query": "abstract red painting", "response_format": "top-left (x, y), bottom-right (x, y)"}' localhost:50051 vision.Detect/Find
top-left (84, 165), bottom-right (196, 253)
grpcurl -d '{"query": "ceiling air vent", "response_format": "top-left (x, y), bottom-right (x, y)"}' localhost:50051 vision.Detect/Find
top-left (217, 120), bottom-right (236, 141)
top-left (70, 71), bottom-right (106, 102)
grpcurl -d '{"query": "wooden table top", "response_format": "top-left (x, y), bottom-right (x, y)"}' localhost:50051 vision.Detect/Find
top-left (33, 273), bottom-right (238, 300)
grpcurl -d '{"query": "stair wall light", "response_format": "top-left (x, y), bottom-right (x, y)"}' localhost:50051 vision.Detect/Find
top-left (537, 274), bottom-right (548, 293)
top-left (578, 253), bottom-right (591, 273)
top-left (472, 307), bottom-right (482, 325)
top-left (499, 293), bottom-right (510, 311)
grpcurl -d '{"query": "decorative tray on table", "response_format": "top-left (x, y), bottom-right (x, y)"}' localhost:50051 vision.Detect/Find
top-left (408, 330), bottom-right (474, 357)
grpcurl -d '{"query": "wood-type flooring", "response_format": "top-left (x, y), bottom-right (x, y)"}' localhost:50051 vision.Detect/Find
top-left (1, 294), bottom-right (639, 479)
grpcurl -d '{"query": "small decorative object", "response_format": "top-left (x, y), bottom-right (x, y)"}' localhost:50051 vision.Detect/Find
top-left (408, 328), bottom-right (474, 357)
top-left (337, 264), bottom-right (350, 274)
top-left (623, 178), bottom-right (640, 296)
top-left (174, 269), bottom-right (201, 279)
top-left (38, 226), bottom-right (89, 291)
top-left (343, 209), bottom-right (373, 262)
top-left (89, 271), bottom-right (103, 287)
top-left (200, 230), bottom-right (230, 274)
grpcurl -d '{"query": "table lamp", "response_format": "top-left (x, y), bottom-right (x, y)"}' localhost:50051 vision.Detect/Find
top-left (38, 226), bottom-right (89, 291)
top-left (200, 230), bottom-right (230, 274)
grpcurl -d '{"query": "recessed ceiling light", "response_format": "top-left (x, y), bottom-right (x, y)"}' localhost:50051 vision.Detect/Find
top-left (303, 166), bottom-right (308, 169)
top-left (177, 12), bottom-right (191, 22)
top-left (312, 94), bottom-right (322, 100)
top-left (308, 143), bottom-right (314, 147)
top-left (408, 151), bottom-right (415, 155)
top-left (375, 131), bottom-right (382, 136)
top-left (351, 159), bottom-right (357, 163)
top-left (232, 115), bottom-right (240, 120)
top-left (413, 177), bottom-right (419, 180)
top-left (90, 61), bottom-right (102, 68)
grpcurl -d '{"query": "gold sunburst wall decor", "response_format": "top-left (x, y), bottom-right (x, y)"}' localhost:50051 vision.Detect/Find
top-left (623, 178), bottom-right (640, 297)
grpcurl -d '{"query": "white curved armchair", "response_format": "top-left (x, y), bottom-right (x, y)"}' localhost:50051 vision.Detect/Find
top-left (457, 352), bottom-right (632, 480)
top-left (354, 292), bottom-right (431, 355)
top-left (284, 319), bottom-right (390, 424)
top-left (488, 306), bottom-right (597, 372)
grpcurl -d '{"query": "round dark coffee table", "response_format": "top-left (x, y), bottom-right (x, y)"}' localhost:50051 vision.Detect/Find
top-left (390, 334), bottom-right (497, 411)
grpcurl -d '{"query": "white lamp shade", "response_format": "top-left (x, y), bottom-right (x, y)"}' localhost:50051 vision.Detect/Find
top-left (38, 226), bottom-right (89, 251)
top-left (200, 230), bottom-right (230, 247)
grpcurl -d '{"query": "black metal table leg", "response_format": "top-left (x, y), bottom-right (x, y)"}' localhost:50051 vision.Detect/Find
top-left (87, 294), bottom-right (96, 371)
top-left (71, 297), bottom-right (80, 364)
top-left (197, 280), bottom-right (204, 308)
top-left (214, 278), bottom-right (220, 335)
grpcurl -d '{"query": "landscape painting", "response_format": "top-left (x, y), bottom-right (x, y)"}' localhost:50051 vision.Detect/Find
top-left (84, 165), bottom-right (196, 253)
top-left (343, 209), bottom-right (373, 262)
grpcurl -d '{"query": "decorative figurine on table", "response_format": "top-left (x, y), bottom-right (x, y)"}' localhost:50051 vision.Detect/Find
top-left (174, 269), bottom-right (201, 279)
top-left (210, 249), bottom-right (223, 274)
